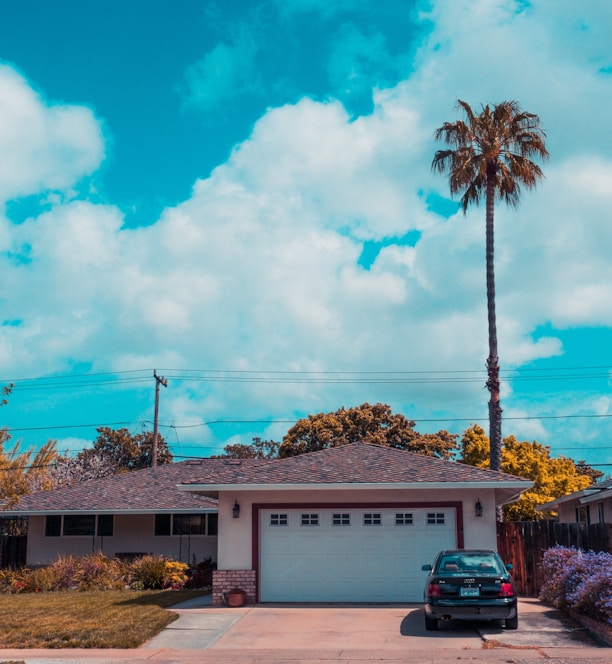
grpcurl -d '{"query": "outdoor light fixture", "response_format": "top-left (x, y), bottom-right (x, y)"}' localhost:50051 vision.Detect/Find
top-left (475, 499), bottom-right (483, 517)
top-left (232, 500), bottom-right (241, 519)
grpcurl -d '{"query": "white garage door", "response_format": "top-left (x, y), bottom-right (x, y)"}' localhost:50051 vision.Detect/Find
top-left (259, 507), bottom-right (457, 602)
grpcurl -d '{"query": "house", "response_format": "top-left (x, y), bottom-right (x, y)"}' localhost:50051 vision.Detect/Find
top-left (1, 461), bottom-right (220, 566)
top-left (2, 442), bottom-right (532, 604)
top-left (537, 478), bottom-right (612, 526)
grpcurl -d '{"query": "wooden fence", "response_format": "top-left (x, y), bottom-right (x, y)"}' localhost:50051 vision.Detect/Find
top-left (497, 521), bottom-right (612, 597)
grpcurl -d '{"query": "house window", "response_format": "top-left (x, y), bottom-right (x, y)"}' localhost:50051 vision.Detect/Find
top-left (173, 514), bottom-right (207, 535)
top-left (395, 513), bottom-right (414, 525)
top-left (44, 515), bottom-right (113, 537)
top-left (427, 513), bottom-right (445, 525)
top-left (332, 513), bottom-right (350, 526)
top-left (154, 513), bottom-right (217, 536)
top-left (576, 506), bottom-right (590, 526)
top-left (155, 514), bottom-right (171, 536)
top-left (301, 513), bottom-right (319, 526)
top-left (97, 515), bottom-right (114, 537)
top-left (597, 502), bottom-right (605, 524)
top-left (363, 513), bottom-right (382, 526)
top-left (63, 515), bottom-right (95, 536)
top-left (45, 515), bottom-right (61, 537)
top-left (270, 514), bottom-right (288, 526)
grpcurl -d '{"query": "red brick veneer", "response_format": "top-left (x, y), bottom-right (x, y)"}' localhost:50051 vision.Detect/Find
top-left (212, 569), bottom-right (256, 606)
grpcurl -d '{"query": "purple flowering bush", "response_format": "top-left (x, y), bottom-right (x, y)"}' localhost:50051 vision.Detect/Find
top-left (539, 545), bottom-right (612, 625)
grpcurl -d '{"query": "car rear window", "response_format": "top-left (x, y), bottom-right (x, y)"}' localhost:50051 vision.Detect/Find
top-left (437, 554), bottom-right (502, 575)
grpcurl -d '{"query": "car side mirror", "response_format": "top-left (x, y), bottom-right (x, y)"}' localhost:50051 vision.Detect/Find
top-left (505, 563), bottom-right (513, 571)
top-left (421, 564), bottom-right (432, 571)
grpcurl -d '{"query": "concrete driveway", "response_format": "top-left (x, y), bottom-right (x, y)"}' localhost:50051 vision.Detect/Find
top-left (140, 596), bottom-right (608, 660)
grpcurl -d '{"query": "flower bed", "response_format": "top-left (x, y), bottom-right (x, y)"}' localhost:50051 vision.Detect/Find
top-left (0, 553), bottom-right (215, 593)
top-left (539, 545), bottom-right (612, 644)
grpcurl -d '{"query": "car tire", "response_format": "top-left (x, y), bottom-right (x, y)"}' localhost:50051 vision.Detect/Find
top-left (505, 614), bottom-right (518, 630)
top-left (424, 615), bottom-right (438, 631)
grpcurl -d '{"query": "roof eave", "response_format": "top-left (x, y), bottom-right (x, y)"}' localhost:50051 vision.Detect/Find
top-left (0, 507), bottom-right (219, 517)
top-left (178, 480), bottom-right (533, 492)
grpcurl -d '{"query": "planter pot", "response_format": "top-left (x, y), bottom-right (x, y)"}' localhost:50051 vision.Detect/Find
top-left (225, 588), bottom-right (247, 607)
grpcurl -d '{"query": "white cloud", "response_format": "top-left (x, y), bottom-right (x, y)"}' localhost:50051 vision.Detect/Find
top-left (0, 65), bottom-right (104, 203)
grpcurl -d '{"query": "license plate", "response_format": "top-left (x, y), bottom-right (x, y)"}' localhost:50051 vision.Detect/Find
top-left (460, 587), bottom-right (480, 597)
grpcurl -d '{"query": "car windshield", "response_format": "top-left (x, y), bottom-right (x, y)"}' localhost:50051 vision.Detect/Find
top-left (437, 553), bottom-right (502, 575)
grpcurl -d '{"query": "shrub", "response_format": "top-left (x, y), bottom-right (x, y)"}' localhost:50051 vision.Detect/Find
top-left (539, 545), bottom-right (612, 625)
top-left (128, 555), bottom-right (187, 590)
top-left (185, 557), bottom-right (216, 589)
top-left (75, 553), bottom-right (127, 591)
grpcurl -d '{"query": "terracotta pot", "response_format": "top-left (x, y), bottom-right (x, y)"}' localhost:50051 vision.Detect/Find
top-left (225, 588), bottom-right (247, 607)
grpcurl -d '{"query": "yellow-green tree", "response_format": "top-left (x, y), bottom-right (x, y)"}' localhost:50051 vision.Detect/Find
top-left (0, 432), bottom-right (59, 506)
top-left (459, 425), bottom-right (596, 520)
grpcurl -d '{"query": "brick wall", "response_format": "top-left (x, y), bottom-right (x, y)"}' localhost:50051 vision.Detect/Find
top-left (212, 569), bottom-right (256, 606)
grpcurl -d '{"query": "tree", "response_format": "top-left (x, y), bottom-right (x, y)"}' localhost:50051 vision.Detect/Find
top-left (459, 425), bottom-right (594, 520)
top-left (432, 101), bottom-right (548, 472)
top-left (279, 403), bottom-right (458, 459)
top-left (0, 433), bottom-right (59, 506)
top-left (78, 427), bottom-right (173, 473)
top-left (216, 437), bottom-right (280, 459)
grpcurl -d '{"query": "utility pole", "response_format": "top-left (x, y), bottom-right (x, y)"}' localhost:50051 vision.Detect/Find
top-left (152, 370), bottom-right (168, 467)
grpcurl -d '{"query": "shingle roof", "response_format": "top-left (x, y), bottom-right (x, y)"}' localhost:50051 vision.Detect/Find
top-left (2, 461), bottom-right (220, 514)
top-left (179, 443), bottom-right (530, 487)
top-left (3, 443), bottom-right (531, 515)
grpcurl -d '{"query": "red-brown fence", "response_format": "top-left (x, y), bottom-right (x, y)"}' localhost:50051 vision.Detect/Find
top-left (497, 521), bottom-right (612, 596)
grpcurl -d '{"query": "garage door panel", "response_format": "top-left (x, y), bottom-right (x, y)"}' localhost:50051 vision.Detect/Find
top-left (260, 507), bottom-right (456, 602)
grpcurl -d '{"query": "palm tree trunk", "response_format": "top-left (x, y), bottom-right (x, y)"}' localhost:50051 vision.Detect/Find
top-left (485, 171), bottom-right (502, 474)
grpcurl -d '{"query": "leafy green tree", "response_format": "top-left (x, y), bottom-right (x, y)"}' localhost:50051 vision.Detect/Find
top-left (433, 101), bottom-right (549, 472)
top-left (459, 425), bottom-right (594, 520)
top-left (216, 437), bottom-right (280, 459)
top-left (279, 403), bottom-right (458, 459)
top-left (78, 427), bottom-right (173, 473)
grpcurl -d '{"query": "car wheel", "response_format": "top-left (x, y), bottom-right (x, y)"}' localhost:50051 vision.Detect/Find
top-left (505, 614), bottom-right (518, 630)
top-left (424, 615), bottom-right (438, 631)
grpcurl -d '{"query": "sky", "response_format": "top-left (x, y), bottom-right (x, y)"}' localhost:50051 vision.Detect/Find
top-left (1, 0), bottom-right (612, 471)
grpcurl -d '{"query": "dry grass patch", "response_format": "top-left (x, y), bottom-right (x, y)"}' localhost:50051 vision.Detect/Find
top-left (0, 590), bottom-right (208, 649)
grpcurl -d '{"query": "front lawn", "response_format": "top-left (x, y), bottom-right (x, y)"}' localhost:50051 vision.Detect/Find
top-left (0, 590), bottom-right (208, 649)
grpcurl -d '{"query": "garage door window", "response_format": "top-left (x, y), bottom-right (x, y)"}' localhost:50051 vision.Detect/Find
top-left (427, 512), bottom-right (446, 525)
top-left (301, 513), bottom-right (319, 526)
top-left (332, 513), bottom-right (350, 526)
top-left (395, 513), bottom-right (414, 525)
top-left (363, 513), bottom-right (382, 526)
top-left (270, 514), bottom-right (288, 526)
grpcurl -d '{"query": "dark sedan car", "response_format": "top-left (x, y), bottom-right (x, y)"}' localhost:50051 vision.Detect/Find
top-left (421, 549), bottom-right (518, 631)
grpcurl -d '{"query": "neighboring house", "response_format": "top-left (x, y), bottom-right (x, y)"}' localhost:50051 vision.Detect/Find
top-left (538, 478), bottom-right (612, 526)
top-left (1, 461), bottom-right (219, 566)
top-left (2, 442), bottom-right (532, 604)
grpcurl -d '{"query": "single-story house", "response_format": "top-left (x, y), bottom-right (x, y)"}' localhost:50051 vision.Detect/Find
top-left (537, 478), bottom-right (612, 525)
top-left (2, 442), bottom-right (532, 604)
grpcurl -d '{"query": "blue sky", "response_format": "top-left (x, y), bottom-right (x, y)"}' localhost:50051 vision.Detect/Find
top-left (1, 0), bottom-right (612, 472)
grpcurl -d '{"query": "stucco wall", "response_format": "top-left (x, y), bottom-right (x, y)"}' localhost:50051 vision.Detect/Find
top-left (26, 514), bottom-right (217, 566)
top-left (216, 487), bottom-right (499, 570)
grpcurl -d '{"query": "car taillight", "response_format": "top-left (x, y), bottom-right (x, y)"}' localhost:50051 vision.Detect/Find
top-left (499, 582), bottom-right (514, 597)
top-left (428, 583), bottom-right (442, 598)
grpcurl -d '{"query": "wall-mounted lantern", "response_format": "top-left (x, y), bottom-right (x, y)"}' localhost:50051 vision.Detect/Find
top-left (475, 498), bottom-right (483, 517)
top-left (232, 500), bottom-right (241, 519)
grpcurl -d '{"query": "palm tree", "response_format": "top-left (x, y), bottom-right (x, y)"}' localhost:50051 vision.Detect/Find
top-left (432, 100), bottom-right (548, 472)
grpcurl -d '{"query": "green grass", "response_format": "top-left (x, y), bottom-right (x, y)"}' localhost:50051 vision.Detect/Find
top-left (0, 590), bottom-right (209, 649)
